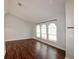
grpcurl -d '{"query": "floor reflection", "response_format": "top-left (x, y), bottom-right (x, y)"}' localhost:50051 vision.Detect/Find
top-left (5, 39), bottom-right (65, 59)
top-left (35, 41), bottom-right (63, 59)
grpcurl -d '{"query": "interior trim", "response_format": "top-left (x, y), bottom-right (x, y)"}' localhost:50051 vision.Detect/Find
top-left (33, 37), bottom-right (66, 51)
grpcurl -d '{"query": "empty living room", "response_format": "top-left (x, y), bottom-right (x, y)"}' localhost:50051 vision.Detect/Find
top-left (4, 0), bottom-right (74, 59)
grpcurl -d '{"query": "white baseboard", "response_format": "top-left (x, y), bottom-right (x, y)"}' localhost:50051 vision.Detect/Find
top-left (5, 38), bottom-right (32, 42)
top-left (33, 37), bottom-right (66, 51)
top-left (5, 38), bottom-right (66, 51)
top-left (65, 57), bottom-right (70, 59)
top-left (5, 39), bottom-right (18, 41)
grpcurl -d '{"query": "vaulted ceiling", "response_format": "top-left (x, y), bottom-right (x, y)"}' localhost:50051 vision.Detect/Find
top-left (5, 0), bottom-right (65, 23)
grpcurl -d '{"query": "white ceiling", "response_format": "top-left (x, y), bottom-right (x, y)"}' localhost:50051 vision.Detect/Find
top-left (5, 0), bottom-right (65, 23)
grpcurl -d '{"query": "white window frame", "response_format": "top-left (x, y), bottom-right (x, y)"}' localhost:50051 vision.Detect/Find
top-left (36, 22), bottom-right (57, 42)
top-left (36, 25), bottom-right (41, 38)
top-left (41, 24), bottom-right (47, 40)
top-left (48, 23), bottom-right (57, 42)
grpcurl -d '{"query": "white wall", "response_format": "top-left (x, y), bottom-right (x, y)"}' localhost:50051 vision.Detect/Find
top-left (31, 0), bottom-right (66, 51)
top-left (33, 16), bottom-right (66, 50)
top-left (5, 14), bottom-right (34, 41)
top-left (65, 0), bottom-right (74, 59)
top-left (31, 0), bottom-right (66, 50)
top-left (4, 0), bottom-right (9, 15)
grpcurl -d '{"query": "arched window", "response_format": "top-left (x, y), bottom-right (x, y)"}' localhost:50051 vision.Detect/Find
top-left (36, 25), bottom-right (40, 38)
top-left (41, 24), bottom-right (47, 39)
top-left (48, 23), bottom-right (57, 41)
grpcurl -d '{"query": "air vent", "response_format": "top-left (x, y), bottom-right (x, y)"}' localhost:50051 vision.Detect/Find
top-left (18, 2), bottom-right (22, 6)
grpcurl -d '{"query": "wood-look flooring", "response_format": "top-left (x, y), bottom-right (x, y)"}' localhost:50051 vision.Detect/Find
top-left (5, 39), bottom-right (65, 59)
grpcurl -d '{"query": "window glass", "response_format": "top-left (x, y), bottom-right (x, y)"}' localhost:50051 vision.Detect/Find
top-left (36, 25), bottom-right (40, 37)
top-left (48, 23), bottom-right (57, 41)
top-left (41, 24), bottom-right (47, 39)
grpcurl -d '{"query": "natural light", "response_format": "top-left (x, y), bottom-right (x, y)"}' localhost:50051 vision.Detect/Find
top-left (36, 23), bottom-right (57, 42)
top-left (36, 25), bottom-right (40, 38)
top-left (41, 24), bottom-right (47, 39)
top-left (48, 23), bottom-right (57, 41)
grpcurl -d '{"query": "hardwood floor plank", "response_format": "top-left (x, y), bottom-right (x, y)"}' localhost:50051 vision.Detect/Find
top-left (5, 39), bottom-right (65, 59)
